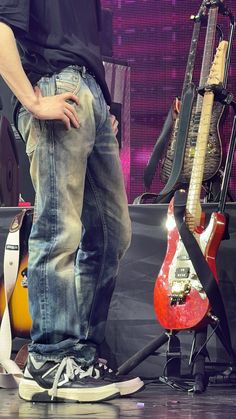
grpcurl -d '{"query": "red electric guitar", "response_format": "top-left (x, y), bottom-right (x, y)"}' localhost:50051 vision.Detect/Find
top-left (154, 40), bottom-right (228, 331)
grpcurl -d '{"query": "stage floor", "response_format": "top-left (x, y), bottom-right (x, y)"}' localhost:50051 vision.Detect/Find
top-left (1, 382), bottom-right (236, 418)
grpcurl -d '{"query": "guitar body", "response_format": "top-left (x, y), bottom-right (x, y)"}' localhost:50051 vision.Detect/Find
top-left (154, 199), bottom-right (226, 330)
top-left (0, 253), bottom-right (31, 338)
top-left (161, 101), bottom-right (224, 184)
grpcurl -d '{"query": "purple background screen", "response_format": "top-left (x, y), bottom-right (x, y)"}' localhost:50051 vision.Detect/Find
top-left (101, 0), bottom-right (236, 203)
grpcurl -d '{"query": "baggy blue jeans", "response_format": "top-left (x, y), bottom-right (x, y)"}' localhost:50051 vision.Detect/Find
top-left (17, 66), bottom-right (131, 365)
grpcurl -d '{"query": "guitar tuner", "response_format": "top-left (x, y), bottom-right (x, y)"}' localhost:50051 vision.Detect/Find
top-left (205, 0), bottom-right (222, 8)
top-left (205, 0), bottom-right (233, 22)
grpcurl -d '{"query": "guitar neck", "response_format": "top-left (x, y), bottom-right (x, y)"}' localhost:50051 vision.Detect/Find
top-left (195, 6), bottom-right (219, 114)
top-left (186, 39), bottom-right (229, 231)
top-left (186, 5), bottom-right (218, 230)
top-left (186, 91), bottom-right (214, 230)
top-left (186, 5), bottom-right (219, 230)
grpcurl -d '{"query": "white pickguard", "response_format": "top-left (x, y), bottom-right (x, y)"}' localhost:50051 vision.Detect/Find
top-left (167, 213), bottom-right (216, 300)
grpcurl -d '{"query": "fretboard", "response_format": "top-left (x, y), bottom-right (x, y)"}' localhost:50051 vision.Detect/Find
top-left (195, 6), bottom-right (219, 115)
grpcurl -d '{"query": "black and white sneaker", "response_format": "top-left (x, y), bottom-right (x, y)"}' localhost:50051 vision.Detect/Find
top-left (19, 355), bottom-right (120, 403)
top-left (93, 359), bottom-right (145, 396)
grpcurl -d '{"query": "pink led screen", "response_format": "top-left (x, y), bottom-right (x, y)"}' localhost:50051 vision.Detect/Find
top-left (101, 0), bottom-right (236, 203)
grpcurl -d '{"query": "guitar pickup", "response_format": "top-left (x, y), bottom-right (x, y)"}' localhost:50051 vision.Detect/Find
top-left (175, 267), bottom-right (190, 278)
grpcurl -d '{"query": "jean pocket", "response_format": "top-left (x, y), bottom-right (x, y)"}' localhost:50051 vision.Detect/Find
top-left (55, 72), bottom-right (82, 97)
top-left (17, 106), bottom-right (29, 120)
top-left (17, 109), bottom-right (43, 157)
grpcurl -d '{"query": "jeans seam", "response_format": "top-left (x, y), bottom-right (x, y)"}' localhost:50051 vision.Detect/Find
top-left (85, 169), bottom-right (108, 339)
top-left (85, 75), bottom-right (107, 134)
top-left (42, 123), bottom-right (58, 343)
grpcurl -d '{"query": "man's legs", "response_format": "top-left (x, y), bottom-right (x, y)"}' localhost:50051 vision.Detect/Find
top-left (16, 66), bottom-right (140, 402)
top-left (75, 76), bottom-right (132, 346)
top-left (17, 69), bottom-right (97, 364)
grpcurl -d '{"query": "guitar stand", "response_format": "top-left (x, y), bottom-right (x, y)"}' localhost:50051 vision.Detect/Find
top-left (117, 320), bottom-right (225, 394)
top-left (117, 98), bottom-right (236, 394)
top-left (203, 172), bottom-right (235, 203)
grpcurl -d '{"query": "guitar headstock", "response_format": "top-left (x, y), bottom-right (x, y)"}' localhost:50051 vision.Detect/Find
top-left (206, 0), bottom-right (231, 18)
top-left (207, 40), bottom-right (228, 85)
top-left (205, 0), bottom-right (225, 11)
top-left (192, 0), bottom-right (207, 21)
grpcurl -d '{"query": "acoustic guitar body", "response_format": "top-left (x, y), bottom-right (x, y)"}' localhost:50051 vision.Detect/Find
top-left (0, 254), bottom-right (31, 338)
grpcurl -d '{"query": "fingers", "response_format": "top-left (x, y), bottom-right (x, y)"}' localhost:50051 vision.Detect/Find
top-left (32, 89), bottom-right (80, 130)
top-left (62, 114), bottom-right (71, 131)
top-left (61, 94), bottom-right (80, 129)
top-left (64, 102), bottom-right (80, 128)
top-left (34, 85), bottom-right (43, 98)
top-left (63, 92), bottom-right (80, 106)
top-left (112, 118), bottom-right (119, 130)
top-left (110, 114), bottom-right (119, 136)
top-left (64, 106), bottom-right (80, 129)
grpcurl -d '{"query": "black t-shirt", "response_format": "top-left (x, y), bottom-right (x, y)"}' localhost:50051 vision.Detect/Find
top-left (0, 0), bottom-right (111, 104)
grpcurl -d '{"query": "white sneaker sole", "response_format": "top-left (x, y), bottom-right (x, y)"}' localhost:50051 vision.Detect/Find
top-left (19, 379), bottom-right (120, 402)
top-left (115, 377), bottom-right (145, 396)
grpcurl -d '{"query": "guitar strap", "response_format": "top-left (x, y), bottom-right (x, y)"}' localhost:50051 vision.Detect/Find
top-left (159, 83), bottom-right (197, 196)
top-left (0, 210), bottom-right (29, 388)
top-left (173, 189), bottom-right (236, 362)
top-left (144, 83), bottom-right (196, 195)
top-left (143, 101), bottom-right (177, 190)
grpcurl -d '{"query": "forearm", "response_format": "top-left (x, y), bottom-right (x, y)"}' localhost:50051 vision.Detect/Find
top-left (0, 22), bottom-right (37, 111)
top-left (0, 22), bottom-right (80, 129)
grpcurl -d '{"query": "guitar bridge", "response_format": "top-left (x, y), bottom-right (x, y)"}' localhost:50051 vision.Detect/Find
top-left (170, 283), bottom-right (191, 303)
top-left (170, 272), bottom-right (191, 305)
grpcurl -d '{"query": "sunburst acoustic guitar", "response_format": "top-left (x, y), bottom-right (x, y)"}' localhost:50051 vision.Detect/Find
top-left (0, 249), bottom-right (31, 339)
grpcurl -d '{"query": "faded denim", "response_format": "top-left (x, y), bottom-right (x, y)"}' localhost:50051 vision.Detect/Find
top-left (17, 66), bottom-right (131, 365)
